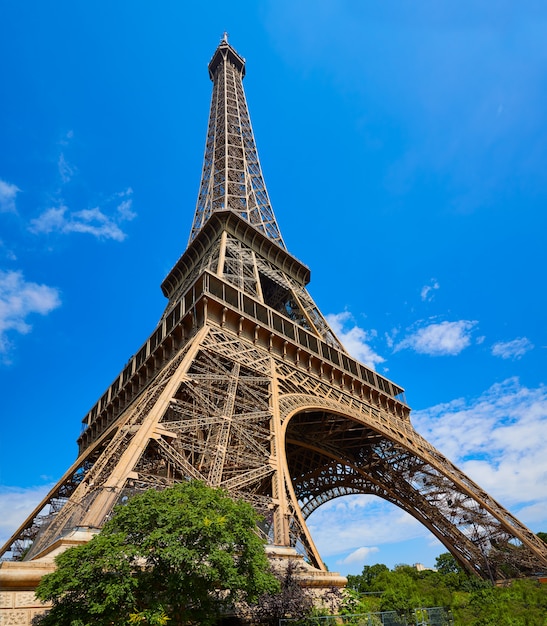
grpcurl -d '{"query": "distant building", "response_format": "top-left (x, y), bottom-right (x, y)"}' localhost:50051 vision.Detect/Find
top-left (414, 563), bottom-right (437, 572)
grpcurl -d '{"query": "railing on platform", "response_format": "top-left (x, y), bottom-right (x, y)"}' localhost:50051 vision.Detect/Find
top-left (280, 606), bottom-right (453, 626)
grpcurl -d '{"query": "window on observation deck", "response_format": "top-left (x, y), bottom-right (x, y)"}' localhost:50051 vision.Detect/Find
top-left (259, 272), bottom-right (311, 331)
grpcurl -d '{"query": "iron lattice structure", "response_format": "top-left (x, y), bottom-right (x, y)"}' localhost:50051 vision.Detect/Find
top-left (2, 38), bottom-right (546, 581)
top-left (189, 36), bottom-right (285, 248)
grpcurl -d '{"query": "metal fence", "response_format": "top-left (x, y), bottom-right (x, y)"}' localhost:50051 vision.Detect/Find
top-left (280, 607), bottom-right (453, 626)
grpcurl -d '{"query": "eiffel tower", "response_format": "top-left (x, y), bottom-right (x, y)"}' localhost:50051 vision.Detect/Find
top-left (2, 37), bottom-right (547, 585)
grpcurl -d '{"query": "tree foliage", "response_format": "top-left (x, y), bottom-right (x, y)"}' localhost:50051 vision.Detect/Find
top-left (347, 563), bottom-right (389, 593)
top-left (435, 552), bottom-right (463, 575)
top-left (34, 482), bottom-right (279, 626)
top-left (344, 554), bottom-right (547, 625)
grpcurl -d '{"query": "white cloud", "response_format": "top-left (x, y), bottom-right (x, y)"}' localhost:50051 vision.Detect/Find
top-left (0, 484), bottom-right (53, 549)
top-left (308, 496), bottom-right (426, 563)
top-left (385, 328), bottom-right (399, 349)
top-left (68, 207), bottom-right (127, 240)
top-left (339, 546), bottom-right (379, 566)
top-left (0, 179), bottom-right (20, 213)
top-left (116, 187), bottom-right (133, 197)
top-left (0, 270), bottom-right (61, 355)
top-left (491, 337), bottom-right (534, 360)
top-left (116, 198), bottom-right (136, 222)
top-left (29, 190), bottom-right (135, 242)
top-left (57, 130), bottom-right (76, 181)
top-left (0, 239), bottom-right (17, 261)
top-left (59, 129), bottom-right (74, 146)
top-left (326, 312), bottom-right (385, 370)
top-left (395, 320), bottom-right (477, 356)
top-left (515, 502), bottom-right (547, 526)
top-left (29, 206), bottom-right (68, 233)
top-left (413, 378), bottom-right (547, 512)
top-left (420, 279), bottom-right (439, 302)
top-left (58, 153), bottom-right (75, 183)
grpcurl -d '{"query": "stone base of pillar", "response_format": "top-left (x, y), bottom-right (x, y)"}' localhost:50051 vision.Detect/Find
top-left (264, 544), bottom-right (347, 616)
top-left (0, 527), bottom-right (98, 626)
top-left (0, 539), bottom-right (347, 625)
top-left (0, 561), bottom-right (54, 626)
top-left (265, 545), bottom-right (346, 589)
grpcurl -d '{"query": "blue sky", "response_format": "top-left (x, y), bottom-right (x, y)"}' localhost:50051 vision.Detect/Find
top-left (1, 1), bottom-right (546, 575)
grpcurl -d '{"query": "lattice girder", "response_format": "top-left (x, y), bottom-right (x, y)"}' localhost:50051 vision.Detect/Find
top-left (165, 221), bottom-right (346, 350)
top-left (5, 308), bottom-right (546, 578)
top-left (280, 398), bottom-right (547, 578)
top-left (4, 281), bottom-right (546, 580)
top-left (190, 40), bottom-right (285, 247)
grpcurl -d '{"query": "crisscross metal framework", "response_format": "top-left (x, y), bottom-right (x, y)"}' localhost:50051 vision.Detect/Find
top-left (189, 39), bottom-right (284, 247)
top-left (2, 39), bottom-right (546, 583)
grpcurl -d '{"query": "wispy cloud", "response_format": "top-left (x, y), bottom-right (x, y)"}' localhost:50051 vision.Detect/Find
top-left (0, 179), bottom-right (20, 213)
top-left (0, 270), bottom-right (61, 357)
top-left (59, 129), bottom-right (74, 146)
top-left (413, 377), bottom-right (547, 510)
top-left (29, 188), bottom-right (135, 242)
top-left (308, 495), bottom-right (425, 561)
top-left (491, 337), bottom-right (534, 360)
top-left (0, 239), bottom-right (17, 261)
top-left (0, 484), bottom-right (53, 549)
top-left (395, 320), bottom-right (477, 356)
top-left (58, 153), bottom-right (76, 183)
top-left (28, 131), bottom-right (135, 242)
top-left (339, 546), bottom-right (379, 566)
top-left (57, 130), bottom-right (76, 183)
top-left (326, 311), bottom-right (385, 370)
top-left (420, 279), bottom-right (439, 302)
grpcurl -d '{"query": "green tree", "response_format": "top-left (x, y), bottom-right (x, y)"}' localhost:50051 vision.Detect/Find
top-left (435, 552), bottom-right (463, 575)
top-left (378, 568), bottom-right (421, 616)
top-left (34, 481), bottom-right (279, 626)
top-left (346, 563), bottom-right (389, 593)
top-left (344, 556), bottom-right (547, 625)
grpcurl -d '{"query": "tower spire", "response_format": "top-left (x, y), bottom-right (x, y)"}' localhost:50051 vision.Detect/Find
top-left (189, 39), bottom-right (285, 248)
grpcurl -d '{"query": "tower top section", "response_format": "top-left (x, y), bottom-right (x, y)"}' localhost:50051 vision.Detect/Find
top-left (189, 39), bottom-right (285, 248)
top-left (208, 35), bottom-right (246, 80)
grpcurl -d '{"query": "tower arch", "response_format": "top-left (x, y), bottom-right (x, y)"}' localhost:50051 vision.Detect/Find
top-left (278, 396), bottom-right (546, 578)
